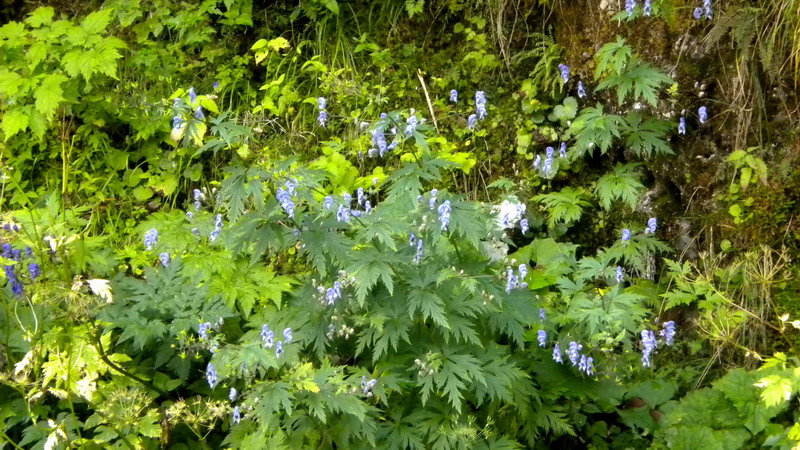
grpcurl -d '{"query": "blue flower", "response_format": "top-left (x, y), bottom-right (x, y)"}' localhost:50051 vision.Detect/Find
top-left (194, 106), bottom-right (205, 120)
top-left (678, 117), bottom-right (686, 135)
top-left (533, 155), bottom-right (542, 170)
top-left (365, 200), bottom-right (373, 214)
top-left (192, 227), bottom-right (200, 237)
top-left (229, 387), bottom-right (238, 401)
top-left (641, 329), bottom-right (657, 367)
top-left (361, 376), bottom-right (377, 395)
top-left (567, 341), bottom-right (582, 366)
top-left (371, 128), bottom-right (387, 155)
top-left (275, 340), bottom-right (284, 357)
top-left (405, 111), bottom-right (418, 137)
top-left (11, 249), bottom-right (20, 261)
top-left (693, 7), bottom-right (703, 19)
top-left (193, 188), bottom-right (204, 210)
top-left (276, 187), bottom-right (296, 218)
top-left (518, 264), bottom-right (528, 280)
top-left (357, 187), bottom-right (365, 205)
top-left (199, 322), bottom-right (211, 340)
top-left (261, 325), bottom-right (274, 348)
top-left (186, 211), bottom-right (194, 220)
top-left (542, 157), bottom-right (554, 177)
top-left (545, 146), bottom-right (555, 159)
top-left (557, 64), bottom-right (570, 83)
top-left (577, 81), bottom-right (586, 98)
top-left (552, 343), bottom-right (563, 363)
top-left (539, 308), bottom-right (546, 321)
top-left (703, 0), bottom-right (712, 19)
top-left (209, 229), bottom-right (220, 242)
top-left (144, 228), bottom-right (159, 251)
top-left (625, 0), bottom-right (636, 15)
top-left (409, 232), bottom-right (417, 247)
top-left (645, 217), bottom-right (658, 234)
top-left (698, 106), bottom-right (708, 124)
top-left (172, 115), bottom-right (183, 128)
top-left (437, 200), bottom-right (452, 231)
top-left (475, 91), bottom-right (487, 119)
top-left (467, 114), bottom-right (477, 129)
top-left (336, 205), bottom-right (351, 223)
top-left (318, 97), bottom-right (327, 110)
top-left (188, 87), bottom-right (197, 103)
top-left (213, 81), bottom-right (220, 89)
top-left (206, 363), bottom-right (218, 388)
top-left (622, 228), bottom-right (631, 242)
top-left (323, 195), bottom-right (333, 210)
top-left (1, 243), bottom-right (11, 258)
top-left (450, 89), bottom-right (458, 103)
top-left (559, 142), bottom-right (568, 158)
top-left (505, 268), bottom-right (518, 294)
top-left (520, 219), bottom-right (529, 234)
top-left (28, 263), bottom-right (41, 280)
top-left (283, 328), bottom-right (293, 343)
top-left (159, 252), bottom-right (170, 267)
top-left (318, 110), bottom-right (328, 127)
top-left (660, 321), bottom-right (676, 346)
top-left (232, 406), bottom-right (241, 424)
top-left (616, 266), bottom-right (625, 284)
top-left (643, 0), bottom-right (651, 16)
top-left (413, 239), bottom-right (424, 264)
top-left (537, 330), bottom-right (547, 347)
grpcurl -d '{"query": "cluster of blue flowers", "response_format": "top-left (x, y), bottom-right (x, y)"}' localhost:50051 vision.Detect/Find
top-left (159, 252), bottom-right (170, 267)
top-left (693, 0), bottom-right (712, 20)
top-left (260, 324), bottom-right (293, 358)
top-left (337, 190), bottom-right (373, 223)
top-left (405, 109), bottom-right (418, 137)
top-left (317, 97), bottom-right (328, 127)
top-left (2, 243), bottom-right (39, 296)
top-left (548, 339), bottom-right (594, 375)
top-left (144, 228), bottom-right (158, 251)
top-left (276, 179), bottom-right (297, 218)
top-left (193, 188), bottom-right (205, 211)
top-left (505, 264), bottom-right (528, 294)
top-left (533, 143), bottom-right (568, 177)
top-left (468, 91), bottom-right (488, 129)
top-left (437, 200), bottom-right (452, 231)
top-left (616, 266), bottom-right (625, 284)
top-left (409, 231), bottom-right (424, 264)
top-left (557, 64), bottom-right (570, 83)
top-left (206, 362), bottom-right (218, 388)
top-left (641, 321), bottom-right (677, 367)
top-left (361, 376), bottom-right (378, 397)
top-left (210, 214), bottom-right (223, 242)
top-left (625, 0), bottom-right (636, 15)
top-left (317, 273), bottom-right (353, 306)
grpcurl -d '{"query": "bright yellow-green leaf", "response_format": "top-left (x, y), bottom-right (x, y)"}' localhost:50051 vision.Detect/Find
top-left (2, 108), bottom-right (29, 140)
top-left (81, 9), bottom-right (113, 35)
top-left (34, 73), bottom-right (67, 117)
top-left (0, 70), bottom-right (24, 97)
top-left (199, 97), bottom-right (219, 114)
top-left (251, 38), bottom-right (267, 50)
top-left (26, 7), bottom-right (55, 27)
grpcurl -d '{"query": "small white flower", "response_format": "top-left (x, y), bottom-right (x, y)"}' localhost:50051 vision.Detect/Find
top-left (87, 279), bottom-right (113, 303)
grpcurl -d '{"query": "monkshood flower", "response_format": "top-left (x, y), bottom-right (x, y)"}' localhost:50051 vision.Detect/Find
top-left (232, 406), bottom-right (241, 424)
top-left (365, 200), bottom-right (373, 214)
top-left (413, 239), bottom-right (424, 264)
top-left (188, 87), bottom-right (197, 103)
top-left (641, 329), bottom-right (657, 367)
top-left (318, 97), bottom-right (327, 110)
top-left (28, 263), bottom-right (41, 280)
top-left (193, 188), bottom-right (204, 210)
top-left (229, 387), bottom-right (238, 401)
top-left (173, 98), bottom-right (182, 108)
top-left (559, 142), bottom-right (568, 158)
top-left (186, 211), bottom-right (194, 221)
top-left (11, 249), bottom-right (20, 261)
top-left (643, 0), bottom-right (652, 16)
top-left (372, 128), bottom-right (387, 156)
top-left (616, 266), bottom-right (625, 283)
top-left (533, 154), bottom-right (542, 170)
top-left (577, 81), bottom-right (586, 98)
top-left (25, 247), bottom-right (32, 258)
top-left (545, 146), bottom-right (555, 159)
top-left (475, 91), bottom-right (487, 119)
top-left (467, 114), bottom-right (477, 129)
top-left (323, 195), bottom-right (333, 210)
top-left (519, 264), bottom-right (528, 280)
top-left (191, 227), bottom-right (200, 237)
top-left (357, 187), bottom-right (365, 205)
top-left (283, 328), bottom-right (293, 343)
top-left (622, 228), bottom-right (631, 242)
top-left (698, 106), bottom-right (708, 124)
top-left (405, 110), bottom-right (418, 137)
top-left (261, 324), bottom-right (274, 348)
top-left (497, 200), bottom-right (526, 229)
top-left (661, 321), bottom-right (676, 346)
top-left (194, 106), bottom-right (204, 120)
top-left (553, 343), bottom-right (563, 363)
top-left (520, 219), bottom-right (529, 234)
top-left (625, 0), bottom-right (636, 15)
top-left (678, 117), bottom-right (686, 135)
top-left (557, 64), bottom-right (570, 83)
top-left (505, 268), bottom-right (518, 294)
top-left (213, 81), bottom-right (220, 89)
top-left (206, 363), bottom-right (218, 388)
top-left (199, 322), bottom-right (211, 340)
top-left (693, 7), bottom-right (703, 19)
top-left (2, 243), bottom-right (12, 258)
top-left (275, 340), bottom-right (284, 357)
top-left (318, 110), bottom-right (328, 127)
top-left (542, 157), bottom-right (554, 177)
top-left (144, 228), bottom-right (158, 251)
top-left (450, 89), bottom-right (458, 103)
top-left (336, 204), bottom-right (351, 223)
top-left (438, 200), bottom-right (452, 231)
top-left (580, 356), bottom-right (595, 376)
top-left (568, 342), bottom-right (582, 366)
top-left (361, 376), bottom-right (378, 396)
top-left (537, 330), bottom-right (547, 347)
top-left (409, 232), bottom-right (417, 247)
top-left (703, 0), bottom-right (712, 19)
top-left (172, 116), bottom-right (183, 129)
top-left (159, 252), bottom-right (170, 267)
top-left (645, 217), bottom-right (658, 234)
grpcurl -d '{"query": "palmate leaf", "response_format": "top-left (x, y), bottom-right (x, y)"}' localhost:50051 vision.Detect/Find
top-left (623, 112), bottom-right (674, 156)
top-left (566, 104), bottom-right (624, 155)
top-left (220, 166), bottom-right (269, 222)
top-left (594, 163), bottom-right (646, 210)
top-left (347, 246), bottom-right (401, 304)
top-left (535, 187), bottom-right (592, 228)
top-left (594, 36), bottom-right (633, 78)
top-left (596, 57), bottom-right (673, 107)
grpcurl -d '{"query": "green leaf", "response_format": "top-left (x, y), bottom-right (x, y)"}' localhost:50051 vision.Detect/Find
top-left (594, 36), bottom-right (632, 78)
top-left (2, 108), bottom-right (29, 140)
top-left (596, 57), bottom-right (673, 107)
top-left (34, 74), bottom-right (67, 118)
top-left (81, 9), bottom-right (113, 35)
top-left (594, 163), bottom-right (645, 210)
top-left (535, 187), bottom-right (591, 228)
top-left (566, 104), bottom-right (623, 155)
top-left (26, 7), bottom-right (55, 27)
top-left (622, 112), bottom-right (674, 156)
